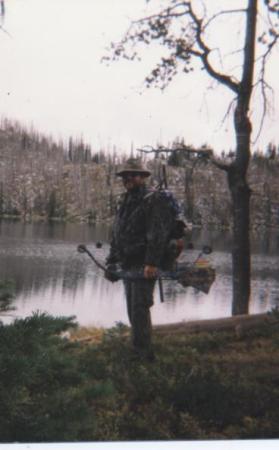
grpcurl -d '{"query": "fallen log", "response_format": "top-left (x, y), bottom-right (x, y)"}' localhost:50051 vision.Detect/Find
top-left (154, 313), bottom-right (277, 337)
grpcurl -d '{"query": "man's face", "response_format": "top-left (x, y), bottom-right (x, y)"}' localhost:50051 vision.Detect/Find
top-left (121, 172), bottom-right (146, 191)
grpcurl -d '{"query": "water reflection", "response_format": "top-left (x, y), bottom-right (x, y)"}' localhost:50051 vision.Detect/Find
top-left (0, 220), bottom-right (279, 327)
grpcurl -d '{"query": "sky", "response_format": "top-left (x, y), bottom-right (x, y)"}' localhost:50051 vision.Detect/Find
top-left (0, 0), bottom-right (278, 155)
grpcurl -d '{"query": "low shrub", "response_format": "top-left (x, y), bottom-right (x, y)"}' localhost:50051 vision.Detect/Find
top-left (1, 312), bottom-right (279, 442)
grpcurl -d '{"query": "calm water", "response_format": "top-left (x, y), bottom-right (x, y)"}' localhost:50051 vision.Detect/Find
top-left (0, 220), bottom-right (279, 327)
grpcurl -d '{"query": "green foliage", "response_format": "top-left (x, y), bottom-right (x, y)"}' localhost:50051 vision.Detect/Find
top-left (0, 313), bottom-right (106, 442)
top-left (1, 313), bottom-right (279, 442)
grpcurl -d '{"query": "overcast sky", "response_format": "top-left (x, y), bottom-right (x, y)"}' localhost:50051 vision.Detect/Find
top-left (0, 0), bottom-right (278, 155)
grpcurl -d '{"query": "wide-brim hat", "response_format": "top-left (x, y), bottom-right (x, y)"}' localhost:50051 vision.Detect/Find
top-left (116, 158), bottom-right (151, 177)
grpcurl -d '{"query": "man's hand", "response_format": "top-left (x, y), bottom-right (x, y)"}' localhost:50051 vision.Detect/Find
top-left (144, 265), bottom-right (158, 279)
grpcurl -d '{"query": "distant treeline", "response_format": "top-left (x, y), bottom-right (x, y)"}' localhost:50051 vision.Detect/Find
top-left (0, 118), bottom-right (278, 226)
top-left (0, 118), bottom-right (126, 222)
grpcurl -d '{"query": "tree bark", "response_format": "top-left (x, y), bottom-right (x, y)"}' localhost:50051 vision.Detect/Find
top-left (184, 166), bottom-right (194, 222)
top-left (229, 0), bottom-right (257, 315)
top-left (229, 163), bottom-right (251, 314)
top-left (154, 313), bottom-right (272, 336)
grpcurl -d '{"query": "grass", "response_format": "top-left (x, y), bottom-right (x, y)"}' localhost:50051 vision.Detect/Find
top-left (1, 311), bottom-right (279, 442)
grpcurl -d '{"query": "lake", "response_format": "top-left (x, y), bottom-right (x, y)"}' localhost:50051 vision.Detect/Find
top-left (0, 220), bottom-right (279, 328)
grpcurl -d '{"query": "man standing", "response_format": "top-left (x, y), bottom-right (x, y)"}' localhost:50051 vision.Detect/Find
top-left (106, 158), bottom-right (182, 361)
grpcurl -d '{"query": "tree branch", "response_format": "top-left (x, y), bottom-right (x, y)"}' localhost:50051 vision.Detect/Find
top-left (137, 144), bottom-right (212, 157)
top-left (252, 29), bottom-right (278, 143)
top-left (209, 156), bottom-right (231, 172)
top-left (204, 9), bottom-right (247, 30)
top-left (137, 144), bottom-right (231, 173)
top-left (131, 3), bottom-right (189, 25)
top-left (104, 1), bottom-right (241, 94)
top-left (187, 3), bottom-right (240, 94)
top-left (219, 96), bottom-right (238, 129)
top-left (0, 24), bottom-right (11, 37)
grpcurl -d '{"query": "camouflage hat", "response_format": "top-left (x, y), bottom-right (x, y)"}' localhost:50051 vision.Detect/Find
top-left (116, 158), bottom-right (151, 177)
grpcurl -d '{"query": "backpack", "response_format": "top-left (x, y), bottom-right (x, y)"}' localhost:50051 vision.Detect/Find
top-left (160, 189), bottom-right (186, 239)
top-left (144, 188), bottom-right (187, 267)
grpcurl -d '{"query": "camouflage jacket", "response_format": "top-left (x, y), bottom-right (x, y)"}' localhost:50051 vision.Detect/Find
top-left (107, 184), bottom-right (178, 269)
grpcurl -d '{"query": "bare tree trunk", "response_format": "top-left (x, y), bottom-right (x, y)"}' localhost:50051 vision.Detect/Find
top-left (184, 166), bottom-right (194, 222)
top-left (229, 164), bottom-right (251, 314)
top-left (230, 0), bottom-right (257, 315)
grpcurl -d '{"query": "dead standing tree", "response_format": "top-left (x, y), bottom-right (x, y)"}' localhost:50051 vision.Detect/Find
top-left (105, 0), bottom-right (278, 315)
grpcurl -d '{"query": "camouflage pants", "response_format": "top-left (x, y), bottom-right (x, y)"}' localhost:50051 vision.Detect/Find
top-left (123, 278), bottom-right (156, 353)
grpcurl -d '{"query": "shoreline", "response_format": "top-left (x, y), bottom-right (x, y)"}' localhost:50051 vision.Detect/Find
top-left (68, 312), bottom-right (273, 345)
